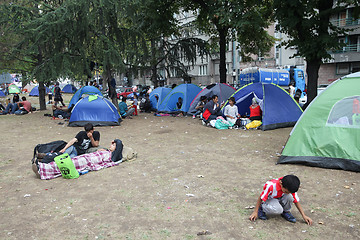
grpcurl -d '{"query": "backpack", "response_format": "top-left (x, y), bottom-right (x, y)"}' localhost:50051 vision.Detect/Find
top-left (32, 140), bottom-right (67, 164)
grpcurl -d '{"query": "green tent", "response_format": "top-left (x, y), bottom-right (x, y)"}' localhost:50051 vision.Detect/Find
top-left (8, 84), bottom-right (20, 94)
top-left (278, 72), bottom-right (360, 172)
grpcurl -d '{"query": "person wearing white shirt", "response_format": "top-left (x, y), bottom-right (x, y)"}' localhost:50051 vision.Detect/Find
top-left (224, 97), bottom-right (240, 125)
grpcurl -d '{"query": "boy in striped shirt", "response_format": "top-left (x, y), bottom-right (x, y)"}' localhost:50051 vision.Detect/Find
top-left (249, 175), bottom-right (313, 225)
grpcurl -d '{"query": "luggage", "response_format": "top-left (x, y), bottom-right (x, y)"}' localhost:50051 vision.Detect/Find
top-left (32, 140), bottom-right (67, 164)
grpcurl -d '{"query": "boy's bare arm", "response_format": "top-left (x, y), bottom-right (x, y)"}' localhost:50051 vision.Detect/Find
top-left (249, 196), bottom-right (262, 221)
top-left (294, 202), bottom-right (313, 225)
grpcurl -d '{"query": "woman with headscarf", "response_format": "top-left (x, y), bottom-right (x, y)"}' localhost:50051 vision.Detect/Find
top-left (249, 97), bottom-right (262, 121)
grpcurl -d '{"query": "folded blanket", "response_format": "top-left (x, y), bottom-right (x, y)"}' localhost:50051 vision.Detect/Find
top-left (37, 150), bottom-right (119, 180)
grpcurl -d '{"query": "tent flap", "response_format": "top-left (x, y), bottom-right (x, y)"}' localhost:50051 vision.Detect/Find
top-left (278, 156), bottom-right (360, 172)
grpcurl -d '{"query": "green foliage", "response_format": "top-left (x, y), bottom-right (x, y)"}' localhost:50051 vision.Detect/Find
top-left (273, 0), bottom-right (360, 104)
top-left (274, 0), bottom-right (357, 62)
top-left (182, 0), bottom-right (274, 61)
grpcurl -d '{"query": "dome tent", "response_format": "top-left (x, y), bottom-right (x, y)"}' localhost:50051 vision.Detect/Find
top-left (69, 86), bottom-right (103, 107)
top-left (157, 84), bottom-right (201, 113)
top-left (149, 87), bottom-right (172, 110)
top-left (29, 86), bottom-right (50, 96)
top-left (69, 95), bottom-right (121, 127)
top-left (62, 84), bottom-right (77, 93)
top-left (8, 84), bottom-right (20, 94)
top-left (223, 82), bottom-right (303, 130)
top-left (188, 83), bottom-right (236, 115)
top-left (279, 72), bottom-right (360, 172)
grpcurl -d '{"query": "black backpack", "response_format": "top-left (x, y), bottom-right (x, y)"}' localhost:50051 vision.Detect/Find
top-left (32, 140), bottom-right (67, 164)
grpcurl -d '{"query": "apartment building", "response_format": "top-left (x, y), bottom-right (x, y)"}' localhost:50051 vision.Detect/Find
top-left (165, 12), bottom-right (305, 87)
top-left (319, 5), bottom-right (360, 85)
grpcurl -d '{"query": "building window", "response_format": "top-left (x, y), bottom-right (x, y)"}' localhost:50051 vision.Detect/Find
top-left (336, 63), bottom-right (350, 74)
top-left (352, 62), bottom-right (360, 73)
top-left (199, 65), bottom-right (207, 76)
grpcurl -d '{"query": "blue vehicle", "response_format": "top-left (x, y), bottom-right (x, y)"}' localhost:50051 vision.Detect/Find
top-left (238, 67), bottom-right (306, 96)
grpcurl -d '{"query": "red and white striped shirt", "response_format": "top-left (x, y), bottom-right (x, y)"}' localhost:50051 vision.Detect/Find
top-left (260, 177), bottom-right (299, 203)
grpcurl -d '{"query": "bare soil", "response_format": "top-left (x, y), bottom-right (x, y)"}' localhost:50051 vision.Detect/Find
top-left (0, 95), bottom-right (359, 240)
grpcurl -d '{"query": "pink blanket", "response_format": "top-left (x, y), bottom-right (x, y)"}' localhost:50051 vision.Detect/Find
top-left (37, 150), bottom-right (119, 180)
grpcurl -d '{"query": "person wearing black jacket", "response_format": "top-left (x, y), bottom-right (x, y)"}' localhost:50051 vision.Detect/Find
top-left (202, 95), bottom-right (224, 123)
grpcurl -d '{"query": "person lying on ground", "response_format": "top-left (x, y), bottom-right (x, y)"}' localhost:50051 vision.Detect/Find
top-left (51, 104), bottom-right (72, 118)
top-left (33, 139), bottom-right (126, 179)
top-left (224, 97), bottom-right (240, 125)
top-left (249, 175), bottom-right (313, 225)
top-left (202, 95), bottom-right (225, 123)
top-left (118, 96), bottom-right (135, 119)
top-left (249, 97), bottom-right (262, 121)
top-left (60, 122), bottom-right (101, 158)
top-left (14, 96), bottom-right (32, 115)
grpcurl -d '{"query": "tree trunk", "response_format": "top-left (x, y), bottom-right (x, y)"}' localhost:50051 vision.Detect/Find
top-left (218, 27), bottom-right (227, 84)
top-left (151, 39), bottom-right (158, 88)
top-left (38, 81), bottom-right (47, 110)
top-left (304, 60), bottom-right (321, 108)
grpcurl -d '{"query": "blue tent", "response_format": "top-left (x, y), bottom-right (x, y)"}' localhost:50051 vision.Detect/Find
top-left (188, 83), bottom-right (236, 114)
top-left (69, 86), bottom-right (103, 107)
top-left (223, 82), bottom-right (303, 130)
top-left (69, 96), bottom-right (121, 127)
top-left (157, 84), bottom-right (201, 113)
top-left (29, 86), bottom-right (50, 96)
top-left (150, 87), bottom-right (172, 110)
top-left (0, 90), bottom-right (5, 97)
top-left (62, 84), bottom-right (77, 93)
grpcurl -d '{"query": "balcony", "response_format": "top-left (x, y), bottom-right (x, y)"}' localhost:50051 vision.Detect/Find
top-left (331, 44), bottom-right (360, 53)
top-left (331, 18), bottom-right (360, 27)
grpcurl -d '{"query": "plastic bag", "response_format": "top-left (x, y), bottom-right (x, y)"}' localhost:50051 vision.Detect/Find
top-left (54, 153), bottom-right (79, 179)
top-left (245, 120), bottom-right (262, 130)
top-left (215, 119), bottom-right (234, 129)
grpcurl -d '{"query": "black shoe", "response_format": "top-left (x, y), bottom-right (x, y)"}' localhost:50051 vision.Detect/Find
top-left (258, 206), bottom-right (267, 220)
top-left (281, 211), bottom-right (296, 223)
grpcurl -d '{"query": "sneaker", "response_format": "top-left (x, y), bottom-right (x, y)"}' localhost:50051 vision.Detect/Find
top-left (281, 211), bottom-right (296, 223)
top-left (258, 206), bottom-right (267, 220)
top-left (202, 120), bottom-right (206, 126)
top-left (193, 115), bottom-right (196, 119)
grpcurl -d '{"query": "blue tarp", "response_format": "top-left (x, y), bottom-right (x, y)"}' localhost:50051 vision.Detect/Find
top-left (29, 86), bottom-right (50, 96)
top-left (69, 96), bottom-right (120, 127)
top-left (188, 83), bottom-right (236, 114)
top-left (223, 82), bottom-right (303, 130)
top-left (62, 84), bottom-right (77, 93)
top-left (69, 86), bottom-right (103, 107)
top-left (157, 84), bottom-right (201, 113)
top-left (0, 90), bottom-right (5, 97)
top-left (150, 87), bottom-right (172, 110)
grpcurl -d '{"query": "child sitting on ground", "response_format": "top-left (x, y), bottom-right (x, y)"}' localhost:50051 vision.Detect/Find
top-left (224, 97), bottom-right (240, 125)
top-left (249, 175), bottom-right (313, 225)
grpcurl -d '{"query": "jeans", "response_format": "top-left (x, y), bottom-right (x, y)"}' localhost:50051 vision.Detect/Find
top-left (64, 145), bottom-right (78, 158)
top-left (4, 103), bottom-right (18, 114)
top-left (122, 108), bottom-right (135, 118)
top-left (193, 110), bottom-right (202, 117)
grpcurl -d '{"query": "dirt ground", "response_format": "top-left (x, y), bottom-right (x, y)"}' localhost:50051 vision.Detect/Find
top-left (0, 95), bottom-right (359, 240)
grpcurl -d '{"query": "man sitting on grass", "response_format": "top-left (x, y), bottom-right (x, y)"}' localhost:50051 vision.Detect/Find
top-left (249, 175), bottom-right (313, 225)
top-left (15, 96), bottom-right (32, 115)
